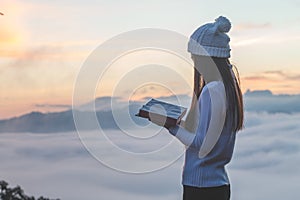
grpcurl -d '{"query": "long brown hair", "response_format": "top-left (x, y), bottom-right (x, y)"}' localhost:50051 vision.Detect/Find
top-left (184, 56), bottom-right (244, 133)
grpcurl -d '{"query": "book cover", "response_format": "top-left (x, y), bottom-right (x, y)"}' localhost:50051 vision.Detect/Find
top-left (135, 98), bottom-right (187, 126)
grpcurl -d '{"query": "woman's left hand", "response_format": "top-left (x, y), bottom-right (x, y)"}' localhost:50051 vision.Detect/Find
top-left (149, 118), bottom-right (173, 130)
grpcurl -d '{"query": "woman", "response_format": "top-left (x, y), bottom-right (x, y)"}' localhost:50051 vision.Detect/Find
top-left (151, 16), bottom-right (244, 200)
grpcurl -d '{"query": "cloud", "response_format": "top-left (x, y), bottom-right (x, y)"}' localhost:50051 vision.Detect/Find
top-left (244, 89), bottom-right (300, 113)
top-left (263, 70), bottom-right (300, 80)
top-left (4, 45), bottom-right (87, 68)
top-left (0, 131), bottom-right (183, 199)
top-left (241, 70), bottom-right (300, 94)
top-left (34, 104), bottom-right (71, 109)
top-left (229, 112), bottom-right (300, 200)
top-left (243, 75), bottom-right (268, 81)
top-left (231, 23), bottom-right (300, 48)
top-left (1, 111), bottom-right (300, 200)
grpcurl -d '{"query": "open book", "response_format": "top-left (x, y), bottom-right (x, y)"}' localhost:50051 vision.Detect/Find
top-left (135, 98), bottom-right (187, 127)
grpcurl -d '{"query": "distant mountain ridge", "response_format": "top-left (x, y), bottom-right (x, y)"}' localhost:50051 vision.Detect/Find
top-left (244, 89), bottom-right (300, 113)
top-left (0, 103), bottom-right (148, 133)
top-left (244, 89), bottom-right (273, 96)
top-left (1, 90), bottom-right (300, 133)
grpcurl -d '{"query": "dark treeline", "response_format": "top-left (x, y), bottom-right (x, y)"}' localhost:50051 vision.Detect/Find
top-left (0, 180), bottom-right (60, 200)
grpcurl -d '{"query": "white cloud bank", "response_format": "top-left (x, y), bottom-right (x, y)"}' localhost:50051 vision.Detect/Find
top-left (1, 111), bottom-right (300, 200)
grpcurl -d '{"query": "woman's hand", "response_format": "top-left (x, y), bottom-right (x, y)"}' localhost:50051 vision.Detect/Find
top-left (149, 118), bottom-right (176, 130)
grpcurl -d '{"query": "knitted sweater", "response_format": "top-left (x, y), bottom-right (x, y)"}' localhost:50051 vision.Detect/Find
top-left (168, 81), bottom-right (236, 187)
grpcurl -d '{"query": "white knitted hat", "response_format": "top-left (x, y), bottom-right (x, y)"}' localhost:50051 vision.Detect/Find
top-left (188, 16), bottom-right (232, 58)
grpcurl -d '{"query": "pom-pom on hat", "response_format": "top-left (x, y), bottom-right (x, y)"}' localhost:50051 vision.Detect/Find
top-left (188, 16), bottom-right (232, 58)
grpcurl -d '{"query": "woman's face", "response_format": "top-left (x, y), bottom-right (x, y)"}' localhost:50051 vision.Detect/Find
top-left (191, 54), bottom-right (210, 78)
top-left (191, 54), bottom-right (222, 82)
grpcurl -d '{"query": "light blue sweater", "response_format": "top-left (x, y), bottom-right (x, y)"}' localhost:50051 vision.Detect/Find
top-left (168, 81), bottom-right (236, 187)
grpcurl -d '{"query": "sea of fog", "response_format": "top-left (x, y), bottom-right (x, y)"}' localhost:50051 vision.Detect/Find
top-left (1, 111), bottom-right (300, 200)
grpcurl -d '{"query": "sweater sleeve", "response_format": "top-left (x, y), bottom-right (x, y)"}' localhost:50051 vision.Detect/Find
top-left (168, 82), bottom-right (226, 157)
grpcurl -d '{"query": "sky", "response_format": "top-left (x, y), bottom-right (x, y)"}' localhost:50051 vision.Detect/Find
top-left (1, 111), bottom-right (300, 199)
top-left (1, 2), bottom-right (300, 199)
top-left (1, 0), bottom-right (300, 119)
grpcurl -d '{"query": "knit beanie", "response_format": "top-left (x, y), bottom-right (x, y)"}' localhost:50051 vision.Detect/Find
top-left (188, 16), bottom-right (232, 58)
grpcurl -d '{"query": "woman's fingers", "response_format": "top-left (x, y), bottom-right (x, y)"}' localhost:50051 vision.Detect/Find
top-left (149, 118), bottom-right (164, 126)
top-left (149, 118), bottom-right (175, 130)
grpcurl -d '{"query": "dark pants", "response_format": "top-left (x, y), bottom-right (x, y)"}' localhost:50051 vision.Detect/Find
top-left (183, 184), bottom-right (230, 200)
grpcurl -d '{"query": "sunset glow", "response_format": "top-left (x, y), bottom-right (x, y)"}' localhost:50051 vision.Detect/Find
top-left (1, 0), bottom-right (299, 119)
